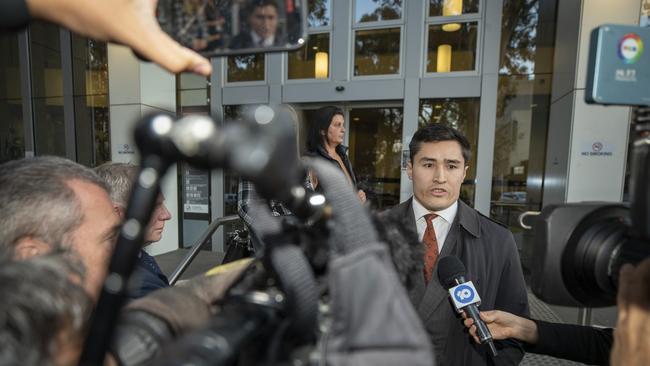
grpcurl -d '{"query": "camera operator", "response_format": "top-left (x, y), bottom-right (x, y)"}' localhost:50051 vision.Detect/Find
top-left (0, 0), bottom-right (211, 76)
top-left (463, 258), bottom-right (650, 366)
top-left (0, 156), bottom-right (254, 365)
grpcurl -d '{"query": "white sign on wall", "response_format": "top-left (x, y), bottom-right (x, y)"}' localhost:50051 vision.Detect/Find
top-left (580, 141), bottom-right (614, 157)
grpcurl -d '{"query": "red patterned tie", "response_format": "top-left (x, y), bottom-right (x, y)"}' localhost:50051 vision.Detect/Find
top-left (423, 213), bottom-right (439, 284)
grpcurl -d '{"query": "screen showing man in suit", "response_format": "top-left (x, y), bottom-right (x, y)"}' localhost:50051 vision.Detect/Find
top-left (229, 0), bottom-right (281, 49)
top-left (383, 124), bottom-right (529, 366)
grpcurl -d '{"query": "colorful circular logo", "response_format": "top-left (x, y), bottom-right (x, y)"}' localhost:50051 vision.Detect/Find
top-left (618, 33), bottom-right (643, 64)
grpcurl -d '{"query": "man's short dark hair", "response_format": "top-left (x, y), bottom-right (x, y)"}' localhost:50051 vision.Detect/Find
top-left (409, 124), bottom-right (472, 165)
top-left (0, 156), bottom-right (109, 252)
top-left (250, 0), bottom-right (279, 11)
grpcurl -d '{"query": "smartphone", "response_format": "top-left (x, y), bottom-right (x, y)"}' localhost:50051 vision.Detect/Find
top-left (156, 0), bottom-right (308, 57)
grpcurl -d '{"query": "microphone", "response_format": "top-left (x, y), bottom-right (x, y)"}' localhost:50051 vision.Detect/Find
top-left (437, 256), bottom-right (498, 357)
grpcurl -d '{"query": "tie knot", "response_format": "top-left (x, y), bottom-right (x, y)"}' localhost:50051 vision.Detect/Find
top-left (425, 213), bottom-right (438, 222)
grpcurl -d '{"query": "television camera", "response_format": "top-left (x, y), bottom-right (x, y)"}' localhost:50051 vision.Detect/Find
top-left (530, 24), bottom-right (650, 307)
top-left (78, 106), bottom-right (433, 365)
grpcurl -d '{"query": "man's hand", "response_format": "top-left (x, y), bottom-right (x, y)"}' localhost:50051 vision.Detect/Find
top-left (611, 259), bottom-right (650, 366)
top-left (26, 0), bottom-right (212, 76)
top-left (357, 189), bottom-right (366, 203)
top-left (463, 310), bottom-right (539, 344)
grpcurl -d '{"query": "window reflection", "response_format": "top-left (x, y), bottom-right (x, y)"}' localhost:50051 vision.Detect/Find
top-left (428, 0), bottom-right (479, 17)
top-left (419, 98), bottom-right (480, 207)
top-left (349, 107), bottom-right (403, 210)
top-left (308, 0), bottom-right (331, 27)
top-left (30, 22), bottom-right (65, 157)
top-left (354, 28), bottom-right (401, 76)
top-left (426, 22), bottom-right (478, 73)
top-left (72, 34), bottom-right (110, 166)
top-left (33, 97), bottom-right (65, 156)
top-left (355, 0), bottom-right (402, 22)
top-left (288, 33), bottom-right (330, 79)
top-left (0, 33), bottom-right (24, 163)
top-left (227, 53), bottom-right (265, 82)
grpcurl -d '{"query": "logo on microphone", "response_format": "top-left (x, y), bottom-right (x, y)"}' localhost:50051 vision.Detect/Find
top-left (449, 281), bottom-right (481, 311)
top-left (454, 285), bottom-right (475, 303)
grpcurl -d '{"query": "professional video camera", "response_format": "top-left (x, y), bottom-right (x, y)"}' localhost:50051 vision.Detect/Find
top-left (78, 103), bottom-right (434, 365)
top-left (531, 24), bottom-right (650, 307)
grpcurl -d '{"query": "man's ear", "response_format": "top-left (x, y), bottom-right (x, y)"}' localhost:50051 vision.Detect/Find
top-left (112, 203), bottom-right (126, 220)
top-left (13, 237), bottom-right (51, 260)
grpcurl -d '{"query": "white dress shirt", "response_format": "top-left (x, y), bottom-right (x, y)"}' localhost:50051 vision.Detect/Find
top-left (250, 31), bottom-right (275, 47)
top-left (412, 198), bottom-right (458, 253)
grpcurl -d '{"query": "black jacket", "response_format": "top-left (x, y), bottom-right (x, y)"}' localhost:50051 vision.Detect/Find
top-left (525, 320), bottom-right (613, 365)
top-left (127, 251), bottom-right (170, 300)
top-left (306, 144), bottom-right (358, 189)
top-left (384, 198), bottom-right (529, 366)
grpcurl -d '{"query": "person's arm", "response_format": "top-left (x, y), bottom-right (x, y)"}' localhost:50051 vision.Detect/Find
top-left (20, 0), bottom-right (211, 76)
top-left (465, 311), bottom-right (614, 366)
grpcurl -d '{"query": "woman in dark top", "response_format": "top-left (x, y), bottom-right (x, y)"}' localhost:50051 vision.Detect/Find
top-left (306, 106), bottom-right (366, 203)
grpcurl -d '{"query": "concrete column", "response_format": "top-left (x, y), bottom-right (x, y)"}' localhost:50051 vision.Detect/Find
top-left (107, 44), bottom-right (178, 256)
top-left (543, 0), bottom-right (640, 205)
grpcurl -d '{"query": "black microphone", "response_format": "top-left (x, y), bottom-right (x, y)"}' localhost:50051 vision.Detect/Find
top-left (437, 256), bottom-right (498, 357)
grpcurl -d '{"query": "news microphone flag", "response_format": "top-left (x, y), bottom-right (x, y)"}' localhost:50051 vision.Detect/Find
top-left (449, 281), bottom-right (481, 312)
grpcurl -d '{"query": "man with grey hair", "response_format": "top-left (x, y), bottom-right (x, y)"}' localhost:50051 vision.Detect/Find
top-left (0, 251), bottom-right (91, 366)
top-left (0, 156), bottom-right (121, 299)
top-left (95, 162), bottom-right (172, 299)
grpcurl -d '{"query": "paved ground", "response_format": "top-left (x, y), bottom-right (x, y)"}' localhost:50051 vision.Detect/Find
top-left (156, 249), bottom-right (615, 365)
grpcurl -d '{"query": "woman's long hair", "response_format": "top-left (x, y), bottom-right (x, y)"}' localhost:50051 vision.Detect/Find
top-left (306, 106), bottom-right (344, 153)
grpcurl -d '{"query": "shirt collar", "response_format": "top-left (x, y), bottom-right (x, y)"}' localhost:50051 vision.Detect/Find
top-left (412, 197), bottom-right (458, 225)
top-left (251, 31), bottom-right (275, 47)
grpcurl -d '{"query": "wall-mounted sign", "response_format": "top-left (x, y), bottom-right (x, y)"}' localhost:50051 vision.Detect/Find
top-left (580, 141), bottom-right (614, 157)
top-left (183, 164), bottom-right (210, 214)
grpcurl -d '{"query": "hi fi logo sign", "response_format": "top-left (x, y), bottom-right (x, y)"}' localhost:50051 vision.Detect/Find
top-left (449, 281), bottom-right (481, 311)
top-left (618, 33), bottom-right (644, 64)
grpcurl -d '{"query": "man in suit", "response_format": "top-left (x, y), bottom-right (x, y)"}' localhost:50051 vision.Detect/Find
top-left (95, 162), bottom-right (172, 300)
top-left (229, 0), bottom-right (283, 49)
top-left (383, 124), bottom-right (529, 365)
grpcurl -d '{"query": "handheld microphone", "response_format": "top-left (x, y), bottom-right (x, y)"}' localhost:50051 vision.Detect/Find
top-left (437, 256), bottom-right (498, 357)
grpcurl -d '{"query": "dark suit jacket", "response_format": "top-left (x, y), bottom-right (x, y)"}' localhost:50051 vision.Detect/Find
top-left (126, 251), bottom-right (170, 300)
top-left (228, 31), bottom-right (285, 49)
top-left (385, 198), bottom-right (529, 366)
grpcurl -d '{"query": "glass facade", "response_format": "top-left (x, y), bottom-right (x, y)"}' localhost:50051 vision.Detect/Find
top-left (354, 28), bottom-right (401, 76)
top-left (354, 0), bottom-right (403, 22)
top-left (3, 22), bottom-right (110, 166)
top-left (288, 33), bottom-right (330, 79)
top-left (428, 0), bottom-right (479, 17)
top-left (426, 22), bottom-right (478, 73)
top-left (0, 33), bottom-right (24, 163)
top-left (71, 34), bottom-right (110, 166)
top-left (349, 106), bottom-right (403, 210)
top-left (30, 22), bottom-right (65, 157)
top-left (227, 53), bottom-right (265, 82)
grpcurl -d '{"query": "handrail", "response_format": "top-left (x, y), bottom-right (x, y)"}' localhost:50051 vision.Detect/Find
top-left (169, 214), bottom-right (241, 285)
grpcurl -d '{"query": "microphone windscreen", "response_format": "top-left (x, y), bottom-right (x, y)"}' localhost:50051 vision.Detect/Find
top-left (437, 256), bottom-right (467, 289)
